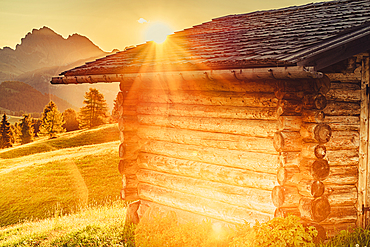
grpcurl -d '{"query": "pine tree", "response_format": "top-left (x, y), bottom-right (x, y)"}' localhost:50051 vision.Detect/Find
top-left (111, 96), bottom-right (120, 122)
top-left (79, 88), bottom-right (109, 129)
top-left (19, 114), bottom-right (34, 144)
top-left (40, 103), bottom-right (65, 138)
top-left (0, 114), bottom-right (13, 149)
top-left (62, 108), bottom-right (80, 132)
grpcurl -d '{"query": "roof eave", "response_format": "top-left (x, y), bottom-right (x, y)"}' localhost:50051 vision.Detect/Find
top-left (50, 66), bottom-right (322, 85)
top-left (288, 24), bottom-right (370, 70)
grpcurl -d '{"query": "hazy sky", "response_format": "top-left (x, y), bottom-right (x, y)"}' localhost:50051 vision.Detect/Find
top-left (1, 0), bottom-right (330, 52)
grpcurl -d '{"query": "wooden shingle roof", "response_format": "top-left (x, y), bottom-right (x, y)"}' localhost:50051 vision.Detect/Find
top-left (57, 0), bottom-right (370, 79)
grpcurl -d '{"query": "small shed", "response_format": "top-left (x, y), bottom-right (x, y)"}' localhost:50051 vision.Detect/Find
top-left (52, 0), bottom-right (370, 238)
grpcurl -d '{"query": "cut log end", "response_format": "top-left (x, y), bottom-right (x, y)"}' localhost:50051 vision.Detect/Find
top-left (299, 197), bottom-right (331, 222)
top-left (314, 124), bottom-right (332, 143)
top-left (314, 94), bottom-right (328, 110)
top-left (311, 180), bottom-right (325, 198)
top-left (314, 145), bottom-right (327, 159)
top-left (312, 159), bottom-right (330, 181)
top-left (312, 197), bottom-right (331, 222)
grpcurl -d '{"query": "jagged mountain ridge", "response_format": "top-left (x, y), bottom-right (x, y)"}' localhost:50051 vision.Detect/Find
top-left (0, 26), bottom-right (119, 112)
top-left (0, 26), bottom-right (108, 82)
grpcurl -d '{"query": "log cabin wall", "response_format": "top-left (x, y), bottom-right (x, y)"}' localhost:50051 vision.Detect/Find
top-left (117, 55), bottom-right (366, 238)
top-left (120, 76), bottom-right (282, 225)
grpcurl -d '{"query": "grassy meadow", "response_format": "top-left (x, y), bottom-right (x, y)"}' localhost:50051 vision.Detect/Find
top-left (0, 124), bottom-right (122, 227)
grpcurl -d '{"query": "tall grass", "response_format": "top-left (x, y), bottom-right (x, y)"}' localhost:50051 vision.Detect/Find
top-left (0, 124), bottom-right (122, 226)
top-left (0, 201), bottom-right (135, 247)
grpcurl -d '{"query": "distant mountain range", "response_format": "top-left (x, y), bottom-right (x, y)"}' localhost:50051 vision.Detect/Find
top-left (0, 26), bottom-right (120, 114)
top-left (0, 81), bottom-right (74, 115)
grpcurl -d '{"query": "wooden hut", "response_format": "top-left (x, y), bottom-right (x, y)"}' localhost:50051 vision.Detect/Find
top-left (51, 0), bottom-right (370, 238)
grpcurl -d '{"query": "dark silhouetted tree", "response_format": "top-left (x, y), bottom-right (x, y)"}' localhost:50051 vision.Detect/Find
top-left (40, 103), bottom-right (65, 138)
top-left (32, 118), bottom-right (42, 137)
top-left (0, 114), bottom-right (13, 149)
top-left (62, 108), bottom-right (80, 132)
top-left (79, 88), bottom-right (109, 129)
top-left (19, 114), bottom-right (34, 144)
top-left (111, 96), bottom-right (120, 122)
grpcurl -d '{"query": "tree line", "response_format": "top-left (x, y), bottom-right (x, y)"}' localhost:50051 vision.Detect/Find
top-left (0, 88), bottom-right (111, 149)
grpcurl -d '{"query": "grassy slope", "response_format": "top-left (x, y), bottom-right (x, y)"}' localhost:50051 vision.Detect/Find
top-left (0, 124), bottom-right (122, 227)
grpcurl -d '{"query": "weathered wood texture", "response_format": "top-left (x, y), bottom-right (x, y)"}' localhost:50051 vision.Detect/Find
top-left (127, 79), bottom-right (281, 226)
top-left (137, 169), bottom-right (275, 214)
top-left (138, 183), bottom-right (273, 225)
top-left (138, 153), bottom-right (278, 190)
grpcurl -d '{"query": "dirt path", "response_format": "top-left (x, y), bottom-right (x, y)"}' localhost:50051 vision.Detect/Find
top-left (0, 141), bottom-right (120, 175)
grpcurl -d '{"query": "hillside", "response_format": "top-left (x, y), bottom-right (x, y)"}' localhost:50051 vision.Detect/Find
top-left (0, 124), bottom-right (121, 226)
top-left (0, 81), bottom-right (75, 114)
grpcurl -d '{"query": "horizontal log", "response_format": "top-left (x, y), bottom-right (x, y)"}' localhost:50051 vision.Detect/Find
top-left (328, 81), bottom-right (361, 91)
top-left (274, 90), bottom-right (305, 100)
top-left (325, 72), bottom-right (361, 83)
top-left (272, 186), bottom-right (301, 208)
top-left (279, 151), bottom-right (301, 167)
top-left (137, 125), bottom-right (277, 154)
top-left (137, 103), bottom-right (278, 120)
top-left (138, 153), bottom-right (278, 190)
top-left (139, 91), bottom-right (279, 108)
top-left (122, 78), bottom-right (278, 93)
top-left (324, 101), bottom-right (360, 116)
top-left (118, 159), bottom-right (138, 175)
top-left (277, 79), bottom-right (317, 93)
top-left (325, 185), bottom-right (357, 207)
top-left (273, 131), bottom-right (302, 152)
top-left (321, 206), bottom-right (357, 225)
top-left (302, 94), bottom-right (327, 110)
top-left (278, 116), bottom-right (302, 131)
top-left (138, 183), bottom-right (273, 225)
top-left (138, 115), bottom-right (277, 138)
top-left (301, 110), bottom-right (325, 123)
top-left (299, 197), bottom-right (331, 222)
top-left (323, 116), bottom-right (360, 131)
top-left (138, 200), bottom-right (238, 230)
top-left (301, 123), bottom-right (332, 143)
top-left (277, 166), bottom-right (300, 185)
top-left (324, 166), bottom-right (358, 185)
top-left (301, 143), bottom-right (326, 159)
top-left (140, 140), bottom-right (280, 174)
top-left (326, 150), bottom-right (359, 166)
top-left (326, 83), bottom-right (361, 102)
top-left (137, 169), bottom-right (275, 214)
top-left (277, 99), bottom-right (303, 116)
top-left (325, 130), bottom-right (360, 150)
top-left (118, 105), bottom-right (137, 116)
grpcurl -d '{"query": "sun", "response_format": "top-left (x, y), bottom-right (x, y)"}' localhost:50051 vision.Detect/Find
top-left (144, 21), bottom-right (173, 44)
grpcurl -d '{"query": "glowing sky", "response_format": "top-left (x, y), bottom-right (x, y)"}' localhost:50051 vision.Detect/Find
top-left (1, 0), bottom-right (330, 52)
